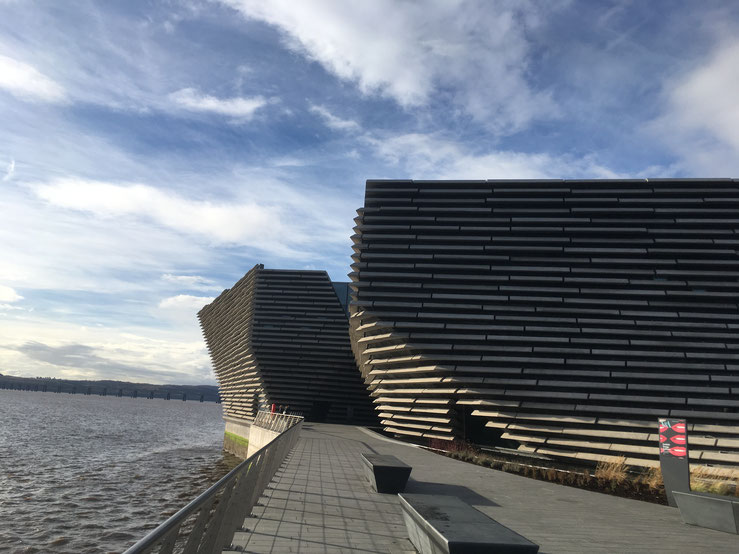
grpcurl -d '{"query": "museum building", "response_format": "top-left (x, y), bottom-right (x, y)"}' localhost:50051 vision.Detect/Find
top-left (349, 179), bottom-right (739, 467)
top-left (198, 265), bottom-right (376, 429)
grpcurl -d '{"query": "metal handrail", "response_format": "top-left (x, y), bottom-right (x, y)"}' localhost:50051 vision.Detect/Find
top-left (253, 411), bottom-right (303, 432)
top-left (123, 414), bottom-right (303, 554)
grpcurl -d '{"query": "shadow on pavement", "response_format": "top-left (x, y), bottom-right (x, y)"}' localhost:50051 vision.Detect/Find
top-left (404, 479), bottom-right (500, 507)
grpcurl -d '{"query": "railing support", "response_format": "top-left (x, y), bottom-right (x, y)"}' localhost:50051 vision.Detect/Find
top-left (123, 413), bottom-right (303, 554)
top-left (181, 497), bottom-right (215, 554)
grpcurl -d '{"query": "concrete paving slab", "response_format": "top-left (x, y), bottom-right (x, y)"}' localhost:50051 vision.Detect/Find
top-left (228, 423), bottom-right (739, 553)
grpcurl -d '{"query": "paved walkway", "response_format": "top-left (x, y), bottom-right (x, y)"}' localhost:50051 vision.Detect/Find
top-left (228, 424), bottom-right (739, 553)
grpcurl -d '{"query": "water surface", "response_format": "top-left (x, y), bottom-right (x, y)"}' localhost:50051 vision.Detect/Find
top-left (0, 389), bottom-right (237, 554)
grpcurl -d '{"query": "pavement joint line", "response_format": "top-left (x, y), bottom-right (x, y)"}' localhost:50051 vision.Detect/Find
top-left (228, 423), bottom-right (739, 554)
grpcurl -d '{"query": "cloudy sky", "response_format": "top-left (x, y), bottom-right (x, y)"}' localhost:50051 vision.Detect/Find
top-left (1, 0), bottom-right (738, 384)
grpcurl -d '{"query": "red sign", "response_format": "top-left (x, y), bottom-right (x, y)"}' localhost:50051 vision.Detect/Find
top-left (658, 418), bottom-right (689, 459)
top-left (659, 421), bottom-right (686, 434)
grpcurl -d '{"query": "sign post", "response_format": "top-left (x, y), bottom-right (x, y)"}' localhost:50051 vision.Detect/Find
top-left (658, 418), bottom-right (690, 507)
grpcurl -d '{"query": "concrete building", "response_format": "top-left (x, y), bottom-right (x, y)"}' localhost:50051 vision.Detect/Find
top-left (349, 179), bottom-right (739, 467)
top-left (198, 265), bottom-right (375, 448)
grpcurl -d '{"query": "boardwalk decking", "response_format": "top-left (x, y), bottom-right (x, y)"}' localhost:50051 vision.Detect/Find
top-left (227, 424), bottom-right (739, 553)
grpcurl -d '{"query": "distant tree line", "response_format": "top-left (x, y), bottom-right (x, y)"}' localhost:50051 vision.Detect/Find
top-left (0, 373), bottom-right (221, 402)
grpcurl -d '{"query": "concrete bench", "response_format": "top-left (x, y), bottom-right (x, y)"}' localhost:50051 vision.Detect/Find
top-left (399, 494), bottom-right (539, 554)
top-left (674, 490), bottom-right (739, 534)
top-left (361, 453), bottom-right (412, 494)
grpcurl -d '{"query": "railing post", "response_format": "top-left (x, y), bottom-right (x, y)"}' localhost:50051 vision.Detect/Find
top-left (123, 413), bottom-right (303, 554)
top-left (181, 497), bottom-right (215, 554)
top-left (242, 448), bottom-right (272, 520)
top-left (197, 461), bottom-right (250, 553)
top-left (218, 460), bottom-right (261, 548)
top-left (215, 459), bottom-right (261, 550)
top-left (156, 522), bottom-right (182, 554)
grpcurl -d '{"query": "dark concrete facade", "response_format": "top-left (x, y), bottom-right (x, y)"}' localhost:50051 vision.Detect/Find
top-left (199, 265), bottom-right (375, 424)
top-left (349, 179), bottom-right (739, 467)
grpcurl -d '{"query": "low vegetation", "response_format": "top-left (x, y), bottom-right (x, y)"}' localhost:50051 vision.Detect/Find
top-left (427, 439), bottom-right (738, 504)
top-left (690, 465), bottom-right (739, 496)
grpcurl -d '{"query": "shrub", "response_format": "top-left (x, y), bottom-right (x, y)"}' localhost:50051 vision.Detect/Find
top-left (638, 467), bottom-right (663, 491)
top-left (711, 481), bottom-right (733, 496)
top-left (690, 465), bottom-right (738, 497)
top-left (594, 457), bottom-right (628, 483)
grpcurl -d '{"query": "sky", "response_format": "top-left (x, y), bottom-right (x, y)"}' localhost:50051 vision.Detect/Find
top-left (1, 0), bottom-right (738, 385)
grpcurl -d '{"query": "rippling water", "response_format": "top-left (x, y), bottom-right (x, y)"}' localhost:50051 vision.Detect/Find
top-left (0, 389), bottom-right (239, 554)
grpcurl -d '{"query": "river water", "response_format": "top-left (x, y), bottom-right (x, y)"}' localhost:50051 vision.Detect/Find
top-left (0, 389), bottom-right (238, 554)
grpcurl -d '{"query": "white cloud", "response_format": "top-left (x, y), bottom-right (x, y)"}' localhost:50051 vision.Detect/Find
top-left (169, 87), bottom-right (269, 119)
top-left (0, 186), bottom-right (218, 382)
top-left (222, 0), bottom-right (433, 105)
top-left (158, 294), bottom-right (215, 311)
top-left (28, 176), bottom-right (351, 260)
top-left (649, 40), bottom-right (739, 175)
top-left (670, 44), bottom-right (739, 152)
top-left (221, 0), bottom-right (560, 133)
top-left (158, 295), bottom-right (216, 329)
top-left (0, 2), bottom-right (236, 113)
top-left (0, 55), bottom-right (66, 102)
top-left (162, 274), bottom-right (221, 291)
top-left (0, 284), bottom-right (22, 302)
top-left (32, 178), bottom-right (284, 247)
top-left (0, 182), bottom-right (215, 295)
top-left (269, 156), bottom-right (310, 167)
top-left (309, 104), bottom-right (360, 131)
top-left (1, 159), bottom-right (14, 181)
top-left (0, 316), bottom-right (214, 384)
top-left (366, 133), bottom-right (621, 180)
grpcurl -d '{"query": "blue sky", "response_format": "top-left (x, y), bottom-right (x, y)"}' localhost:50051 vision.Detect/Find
top-left (1, 0), bottom-right (738, 384)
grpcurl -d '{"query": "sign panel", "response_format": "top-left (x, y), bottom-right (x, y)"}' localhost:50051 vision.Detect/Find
top-left (659, 418), bottom-right (689, 459)
top-left (658, 417), bottom-right (690, 507)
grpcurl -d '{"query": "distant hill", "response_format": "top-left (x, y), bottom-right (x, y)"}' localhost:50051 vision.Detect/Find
top-left (0, 373), bottom-right (220, 402)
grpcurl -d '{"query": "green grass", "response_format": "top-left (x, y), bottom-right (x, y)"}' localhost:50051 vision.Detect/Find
top-left (224, 431), bottom-right (249, 448)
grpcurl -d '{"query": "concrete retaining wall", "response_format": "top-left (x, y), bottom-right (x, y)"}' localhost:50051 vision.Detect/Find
top-left (247, 425), bottom-right (281, 458)
top-left (223, 414), bottom-right (297, 459)
top-left (223, 415), bottom-right (251, 458)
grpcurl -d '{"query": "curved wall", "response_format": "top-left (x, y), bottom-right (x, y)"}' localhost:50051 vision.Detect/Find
top-left (200, 265), bottom-right (375, 424)
top-left (349, 179), bottom-right (739, 467)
